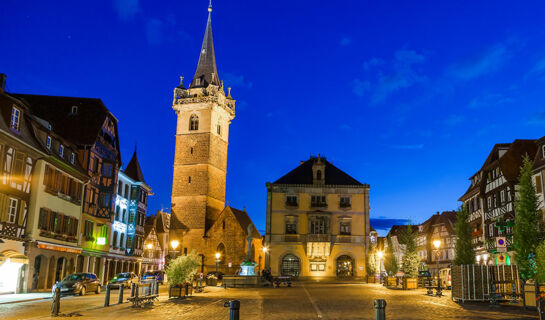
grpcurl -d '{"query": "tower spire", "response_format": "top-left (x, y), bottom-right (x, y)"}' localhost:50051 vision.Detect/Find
top-left (189, 1), bottom-right (219, 88)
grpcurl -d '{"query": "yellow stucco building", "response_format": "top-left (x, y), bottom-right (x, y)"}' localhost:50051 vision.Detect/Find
top-left (265, 155), bottom-right (370, 279)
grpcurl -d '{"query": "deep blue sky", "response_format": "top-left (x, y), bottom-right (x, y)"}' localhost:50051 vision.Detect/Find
top-left (2, 1), bottom-right (545, 235)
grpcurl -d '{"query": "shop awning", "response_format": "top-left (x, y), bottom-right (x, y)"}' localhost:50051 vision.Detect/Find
top-left (0, 250), bottom-right (29, 265)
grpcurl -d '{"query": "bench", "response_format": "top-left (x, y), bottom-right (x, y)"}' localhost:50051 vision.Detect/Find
top-left (127, 294), bottom-right (158, 307)
top-left (274, 276), bottom-right (292, 288)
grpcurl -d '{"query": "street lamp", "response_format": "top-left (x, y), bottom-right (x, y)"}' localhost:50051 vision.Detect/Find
top-left (147, 243), bottom-right (153, 250)
top-left (433, 240), bottom-right (442, 296)
top-left (215, 252), bottom-right (221, 273)
top-left (377, 251), bottom-right (384, 281)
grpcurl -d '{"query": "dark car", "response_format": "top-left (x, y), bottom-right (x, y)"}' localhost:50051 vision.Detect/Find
top-left (52, 273), bottom-right (101, 296)
top-left (109, 272), bottom-right (139, 288)
top-left (142, 270), bottom-right (165, 285)
top-left (418, 270), bottom-right (433, 287)
top-left (206, 271), bottom-right (224, 280)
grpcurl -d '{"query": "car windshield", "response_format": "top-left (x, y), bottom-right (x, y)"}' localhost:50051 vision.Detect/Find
top-left (116, 273), bottom-right (132, 278)
top-left (143, 272), bottom-right (155, 276)
top-left (63, 274), bottom-right (84, 281)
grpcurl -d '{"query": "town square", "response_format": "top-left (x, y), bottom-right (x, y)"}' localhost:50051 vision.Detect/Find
top-left (0, 0), bottom-right (545, 319)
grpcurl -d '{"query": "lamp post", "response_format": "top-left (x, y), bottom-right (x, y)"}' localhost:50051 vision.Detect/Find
top-left (261, 247), bottom-right (268, 272)
top-left (215, 252), bottom-right (221, 273)
top-left (433, 240), bottom-right (442, 296)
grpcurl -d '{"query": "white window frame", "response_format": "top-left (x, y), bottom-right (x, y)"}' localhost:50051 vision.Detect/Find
top-left (46, 136), bottom-right (51, 149)
top-left (10, 107), bottom-right (21, 131)
top-left (59, 144), bottom-right (64, 157)
top-left (8, 198), bottom-right (18, 224)
top-left (70, 152), bottom-right (75, 164)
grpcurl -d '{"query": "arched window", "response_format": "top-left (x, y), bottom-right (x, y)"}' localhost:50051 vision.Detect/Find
top-left (336, 255), bottom-right (354, 278)
top-left (216, 243), bottom-right (226, 264)
top-left (113, 231), bottom-right (118, 247)
top-left (316, 170), bottom-right (322, 180)
top-left (120, 233), bottom-right (125, 248)
top-left (189, 114), bottom-right (199, 131)
top-left (281, 254), bottom-right (300, 277)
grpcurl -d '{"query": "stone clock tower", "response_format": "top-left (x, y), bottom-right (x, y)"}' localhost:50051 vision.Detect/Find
top-left (170, 2), bottom-right (236, 257)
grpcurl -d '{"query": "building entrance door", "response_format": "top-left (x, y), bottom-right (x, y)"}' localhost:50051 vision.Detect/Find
top-left (336, 255), bottom-right (354, 278)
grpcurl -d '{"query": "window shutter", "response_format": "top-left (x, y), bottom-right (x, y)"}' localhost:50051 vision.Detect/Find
top-left (0, 193), bottom-right (8, 222)
top-left (17, 200), bottom-right (25, 226)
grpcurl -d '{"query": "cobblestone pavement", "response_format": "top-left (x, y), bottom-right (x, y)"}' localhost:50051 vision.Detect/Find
top-left (0, 282), bottom-right (538, 319)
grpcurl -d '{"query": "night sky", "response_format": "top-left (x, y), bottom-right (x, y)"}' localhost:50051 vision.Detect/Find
top-left (2, 1), bottom-right (544, 235)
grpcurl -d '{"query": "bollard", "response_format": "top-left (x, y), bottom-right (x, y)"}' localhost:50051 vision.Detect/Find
top-left (118, 284), bottom-right (124, 304)
top-left (155, 280), bottom-right (159, 295)
top-left (224, 300), bottom-right (240, 320)
top-left (374, 299), bottom-right (386, 320)
top-left (130, 283), bottom-right (136, 298)
top-left (104, 284), bottom-right (111, 307)
top-left (51, 286), bottom-right (61, 317)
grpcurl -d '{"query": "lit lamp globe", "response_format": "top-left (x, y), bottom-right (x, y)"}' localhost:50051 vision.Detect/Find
top-left (262, 247), bottom-right (268, 253)
top-left (215, 252), bottom-right (221, 260)
top-left (433, 240), bottom-right (441, 250)
top-left (146, 243), bottom-right (153, 250)
top-left (377, 251), bottom-right (384, 259)
top-left (170, 240), bottom-right (179, 250)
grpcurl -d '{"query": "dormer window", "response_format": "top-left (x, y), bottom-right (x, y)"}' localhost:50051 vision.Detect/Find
top-left (10, 107), bottom-right (21, 131)
top-left (316, 170), bottom-right (322, 180)
top-left (70, 152), bottom-right (75, 164)
top-left (46, 136), bottom-right (51, 149)
top-left (189, 114), bottom-right (199, 131)
top-left (71, 106), bottom-right (78, 115)
top-left (195, 78), bottom-right (201, 86)
top-left (59, 145), bottom-right (64, 157)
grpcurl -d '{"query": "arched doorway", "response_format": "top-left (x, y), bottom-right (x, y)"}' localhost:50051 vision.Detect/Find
top-left (336, 255), bottom-right (354, 278)
top-left (280, 254), bottom-right (300, 277)
top-left (46, 257), bottom-right (56, 289)
top-left (32, 255), bottom-right (47, 290)
top-left (94, 258), bottom-right (101, 277)
top-left (55, 257), bottom-right (67, 283)
top-left (66, 258), bottom-right (74, 277)
top-left (76, 256), bottom-right (84, 273)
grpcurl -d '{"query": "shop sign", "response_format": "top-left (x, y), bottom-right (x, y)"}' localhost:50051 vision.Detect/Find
top-left (37, 243), bottom-right (82, 254)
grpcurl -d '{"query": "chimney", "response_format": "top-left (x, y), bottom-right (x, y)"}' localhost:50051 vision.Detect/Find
top-left (0, 74), bottom-right (6, 92)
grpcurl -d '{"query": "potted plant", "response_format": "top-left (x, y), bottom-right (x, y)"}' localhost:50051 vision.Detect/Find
top-left (207, 274), bottom-right (218, 286)
top-left (166, 251), bottom-right (200, 298)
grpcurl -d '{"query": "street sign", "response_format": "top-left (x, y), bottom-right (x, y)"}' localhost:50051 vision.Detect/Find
top-left (496, 237), bottom-right (506, 247)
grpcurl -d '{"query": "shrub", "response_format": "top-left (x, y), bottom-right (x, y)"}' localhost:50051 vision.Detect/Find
top-left (166, 251), bottom-right (200, 287)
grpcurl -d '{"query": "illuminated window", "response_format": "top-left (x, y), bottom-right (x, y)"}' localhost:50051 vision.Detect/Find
top-left (10, 107), bottom-right (21, 131)
top-left (59, 145), bottom-right (64, 157)
top-left (70, 152), bottom-right (75, 164)
top-left (46, 136), bottom-right (51, 149)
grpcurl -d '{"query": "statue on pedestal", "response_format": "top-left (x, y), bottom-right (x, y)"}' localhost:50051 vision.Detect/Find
top-left (240, 224), bottom-right (257, 276)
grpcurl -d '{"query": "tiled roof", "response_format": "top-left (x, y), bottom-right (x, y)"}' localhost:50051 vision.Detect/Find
top-left (532, 136), bottom-right (545, 171)
top-left (499, 139), bottom-right (537, 182)
top-left (12, 93), bottom-right (112, 146)
top-left (124, 149), bottom-right (146, 183)
top-left (229, 206), bottom-right (261, 238)
top-left (273, 157), bottom-right (364, 186)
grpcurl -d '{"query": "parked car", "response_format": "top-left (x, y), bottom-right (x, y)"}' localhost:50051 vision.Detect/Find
top-left (439, 268), bottom-right (451, 289)
top-left (52, 273), bottom-right (101, 296)
top-left (109, 272), bottom-right (139, 288)
top-left (142, 270), bottom-right (165, 285)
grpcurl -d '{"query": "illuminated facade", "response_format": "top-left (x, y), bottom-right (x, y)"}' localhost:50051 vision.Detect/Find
top-left (265, 155), bottom-right (371, 279)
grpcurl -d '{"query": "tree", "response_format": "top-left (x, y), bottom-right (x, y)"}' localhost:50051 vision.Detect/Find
top-left (536, 242), bottom-right (545, 283)
top-left (513, 155), bottom-right (541, 280)
top-left (453, 205), bottom-right (475, 265)
top-left (166, 251), bottom-right (200, 287)
top-left (384, 236), bottom-right (398, 275)
top-left (366, 242), bottom-right (377, 276)
top-left (401, 224), bottom-right (419, 278)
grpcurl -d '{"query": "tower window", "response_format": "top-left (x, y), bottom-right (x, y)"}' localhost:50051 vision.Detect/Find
top-left (217, 124), bottom-right (221, 135)
top-left (71, 106), bottom-right (78, 114)
top-left (188, 176), bottom-right (191, 183)
top-left (316, 170), bottom-right (322, 180)
top-left (189, 114), bottom-right (199, 131)
top-left (190, 147), bottom-right (194, 154)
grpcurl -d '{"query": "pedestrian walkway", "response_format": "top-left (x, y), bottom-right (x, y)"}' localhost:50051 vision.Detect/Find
top-left (0, 293), bottom-right (51, 305)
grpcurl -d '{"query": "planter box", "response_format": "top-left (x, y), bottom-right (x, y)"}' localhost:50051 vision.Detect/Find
top-left (524, 281), bottom-right (545, 307)
top-left (367, 276), bottom-right (375, 283)
top-left (385, 277), bottom-right (397, 287)
top-left (403, 278), bottom-right (418, 290)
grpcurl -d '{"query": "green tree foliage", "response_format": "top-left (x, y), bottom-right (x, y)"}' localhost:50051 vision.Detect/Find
top-left (384, 236), bottom-right (398, 275)
top-left (513, 155), bottom-right (541, 280)
top-left (166, 251), bottom-right (200, 286)
top-left (536, 242), bottom-right (545, 283)
top-left (453, 205), bottom-right (475, 265)
top-left (366, 242), bottom-right (377, 276)
top-left (401, 224), bottom-right (419, 278)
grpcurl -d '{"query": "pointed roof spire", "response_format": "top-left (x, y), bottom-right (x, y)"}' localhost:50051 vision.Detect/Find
top-left (124, 147), bottom-right (146, 183)
top-left (189, 1), bottom-right (219, 88)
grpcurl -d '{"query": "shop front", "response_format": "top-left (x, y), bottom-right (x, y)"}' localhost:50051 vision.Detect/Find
top-left (0, 239), bottom-right (28, 294)
top-left (27, 241), bottom-right (82, 292)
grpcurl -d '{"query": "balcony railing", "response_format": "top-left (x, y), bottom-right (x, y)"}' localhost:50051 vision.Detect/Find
top-left (333, 235), bottom-right (363, 244)
top-left (270, 234), bottom-right (304, 242)
top-left (310, 202), bottom-right (328, 208)
top-left (307, 234), bottom-right (330, 242)
top-left (0, 222), bottom-right (25, 240)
